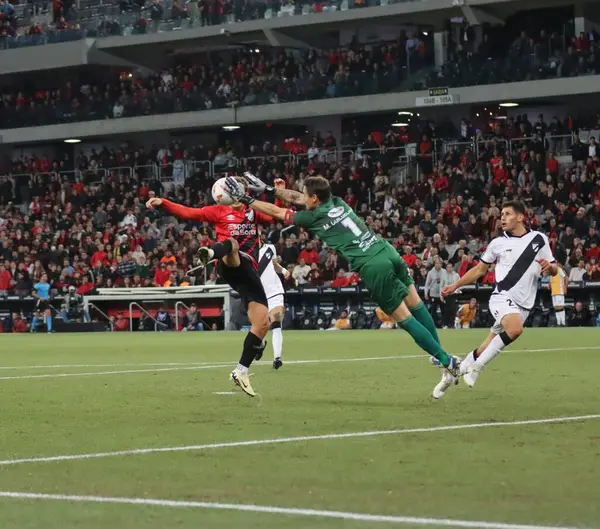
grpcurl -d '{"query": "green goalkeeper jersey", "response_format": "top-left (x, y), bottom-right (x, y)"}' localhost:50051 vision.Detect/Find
top-left (292, 196), bottom-right (389, 270)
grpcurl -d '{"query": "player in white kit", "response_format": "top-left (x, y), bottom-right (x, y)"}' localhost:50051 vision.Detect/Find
top-left (257, 242), bottom-right (288, 369)
top-left (433, 201), bottom-right (558, 398)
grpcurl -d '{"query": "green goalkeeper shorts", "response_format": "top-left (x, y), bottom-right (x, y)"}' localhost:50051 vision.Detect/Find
top-left (358, 242), bottom-right (414, 316)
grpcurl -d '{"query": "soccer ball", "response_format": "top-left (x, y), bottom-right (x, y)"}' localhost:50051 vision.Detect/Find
top-left (211, 177), bottom-right (234, 205)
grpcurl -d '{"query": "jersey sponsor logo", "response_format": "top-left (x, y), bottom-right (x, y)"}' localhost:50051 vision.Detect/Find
top-left (327, 206), bottom-right (345, 218)
top-left (227, 223), bottom-right (257, 237)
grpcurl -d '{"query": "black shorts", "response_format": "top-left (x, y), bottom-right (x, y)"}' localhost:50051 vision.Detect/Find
top-left (217, 254), bottom-right (267, 308)
top-left (36, 299), bottom-right (50, 311)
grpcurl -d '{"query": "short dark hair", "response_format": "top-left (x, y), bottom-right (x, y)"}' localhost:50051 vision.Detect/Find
top-left (304, 176), bottom-right (331, 203)
top-left (502, 200), bottom-right (526, 215)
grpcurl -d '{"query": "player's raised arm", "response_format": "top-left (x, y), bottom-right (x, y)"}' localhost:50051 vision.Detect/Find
top-left (442, 261), bottom-right (489, 297)
top-left (146, 197), bottom-right (212, 222)
top-left (242, 172), bottom-right (306, 206)
top-left (225, 177), bottom-right (293, 223)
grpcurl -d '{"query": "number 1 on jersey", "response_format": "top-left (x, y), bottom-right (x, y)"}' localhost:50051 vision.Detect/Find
top-left (341, 217), bottom-right (363, 236)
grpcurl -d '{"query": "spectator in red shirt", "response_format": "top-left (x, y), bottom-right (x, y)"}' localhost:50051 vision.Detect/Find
top-left (154, 262), bottom-right (171, 286)
top-left (298, 242), bottom-right (320, 266)
top-left (91, 244), bottom-right (108, 267)
top-left (459, 254), bottom-right (478, 277)
top-left (331, 269), bottom-right (351, 288)
top-left (402, 246), bottom-right (417, 269)
top-left (585, 241), bottom-right (600, 261)
top-left (113, 313), bottom-right (129, 331)
top-left (546, 152), bottom-right (559, 175)
top-left (482, 264), bottom-right (496, 285)
top-left (442, 199), bottom-right (462, 223)
top-left (343, 187), bottom-right (357, 209)
top-left (0, 264), bottom-right (12, 295)
top-left (493, 159), bottom-right (509, 186)
top-left (433, 173), bottom-right (449, 193)
top-left (11, 313), bottom-right (29, 333)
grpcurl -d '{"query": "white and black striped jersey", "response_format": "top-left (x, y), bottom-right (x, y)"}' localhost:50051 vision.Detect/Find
top-left (481, 229), bottom-right (555, 310)
top-left (257, 243), bottom-right (285, 298)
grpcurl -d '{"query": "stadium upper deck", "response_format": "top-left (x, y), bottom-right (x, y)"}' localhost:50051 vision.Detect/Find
top-left (0, 0), bottom-right (599, 144)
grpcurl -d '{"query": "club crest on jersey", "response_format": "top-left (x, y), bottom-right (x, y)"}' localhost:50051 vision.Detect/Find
top-left (327, 206), bottom-right (345, 218)
top-left (244, 209), bottom-right (255, 222)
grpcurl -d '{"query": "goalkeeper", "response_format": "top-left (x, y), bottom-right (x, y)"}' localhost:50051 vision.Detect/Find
top-left (225, 174), bottom-right (460, 376)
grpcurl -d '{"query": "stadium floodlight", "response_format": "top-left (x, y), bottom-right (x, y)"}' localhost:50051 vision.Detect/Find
top-left (391, 122), bottom-right (409, 127)
top-left (499, 102), bottom-right (519, 107)
top-left (222, 125), bottom-right (240, 131)
top-left (397, 111), bottom-right (413, 115)
top-left (64, 138), bottom-right (81, 143)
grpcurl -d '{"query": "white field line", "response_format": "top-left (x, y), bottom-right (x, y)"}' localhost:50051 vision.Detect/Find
top-left (0, 355), bottom-right (426, 381)
top-left (0, 345), bottom-right (597, 374)
top-left (1, 414), bottom-right (598, 467)
top-left (0, 491), bottom-right (588, 529)
top-left (0, 361), bottom-right (222, 370)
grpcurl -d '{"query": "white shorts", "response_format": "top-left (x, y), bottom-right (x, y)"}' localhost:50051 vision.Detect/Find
top-left (489, 293), bottom-right (530, 335)
top-left (552, 295), bottom-right (565, 308)
top-left (267, 293), bottom-right (285, 313)
top-left (260, 274), bottom-right (285, 313)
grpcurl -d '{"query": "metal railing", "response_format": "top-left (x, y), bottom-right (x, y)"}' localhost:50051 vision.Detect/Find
top-left (88, 302), bottom-right (114, 331)
top-left (4, 133), bottom-right (579, 194)
top-left (174, 301), bottom-right (212, 331)
top-left (128, 301), bottom-right (160, 332)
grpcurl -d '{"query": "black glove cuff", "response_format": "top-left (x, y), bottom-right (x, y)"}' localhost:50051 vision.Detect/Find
top-left (265, 188), bottom-right (276, 202)
top-left (240, 196), bottom-right (256, 205)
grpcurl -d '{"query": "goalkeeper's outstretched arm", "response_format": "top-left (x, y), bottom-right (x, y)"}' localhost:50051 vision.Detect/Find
top-left (248, 200), bottom-right (291, 223)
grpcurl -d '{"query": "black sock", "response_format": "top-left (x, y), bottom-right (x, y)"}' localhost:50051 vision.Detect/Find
top-left (239, 332), bottom-right (264, 368)
top-left (211, 239), bottom-right (233, 260)
top-left (472, 349), bottom-right (479, 360)
top-left (499, 331), bottom-right (513, 346)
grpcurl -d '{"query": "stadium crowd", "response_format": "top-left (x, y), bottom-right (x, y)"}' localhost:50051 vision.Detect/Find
top-left (0, 39), bottom-right (425, 128)
top-left (2, 23), bottom-right (600, 129)
top-left (1, 110), bottom-right (600, 330)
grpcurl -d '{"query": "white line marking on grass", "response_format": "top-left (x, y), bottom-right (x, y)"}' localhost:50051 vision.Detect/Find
top-left (0, 355), bottom-right (425, 381)
top-left (0, 364), bottom-right (233, 381)
top-left (0, 345), bottom-right (597, 373)
top-left (213, 391), bottom-right (238, 396)
top-left (1, 414), bottom-right (597, 467)
top-left (0, 491), bottom-right (586, 529)
top-left (0, 362), bottom-right (220, 371)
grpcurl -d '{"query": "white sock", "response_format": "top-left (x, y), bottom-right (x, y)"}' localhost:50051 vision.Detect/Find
top-left (459, 350), bottom-right (476, 374)
top-left (556, 311), bottom-right (565, 326)
top-left (236, 364), bottom-right (248, 375)
top-left (272, 327), bottom-right (283, 359)
top-left (474, 335), bottom-right (507, 368)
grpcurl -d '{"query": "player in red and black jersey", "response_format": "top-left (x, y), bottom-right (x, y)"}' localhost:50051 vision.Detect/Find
top-left (146, 193), bottom-right (272, 397)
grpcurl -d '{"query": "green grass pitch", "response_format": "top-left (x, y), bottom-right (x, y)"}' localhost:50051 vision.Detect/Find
top-left (0, 329), bottom-right (599, 529)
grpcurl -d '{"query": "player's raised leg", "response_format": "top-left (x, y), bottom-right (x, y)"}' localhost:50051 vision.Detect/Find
top-left (198, 237), bottom-right (237, 265)
top-left (360, 246), bottom-right (459, 374)
top-left (269, 306), bottom-right (285, 369)
top-left (462, 310), bottom-right (523, 388)
top-left (220, 240), bottom-right (269, 397)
